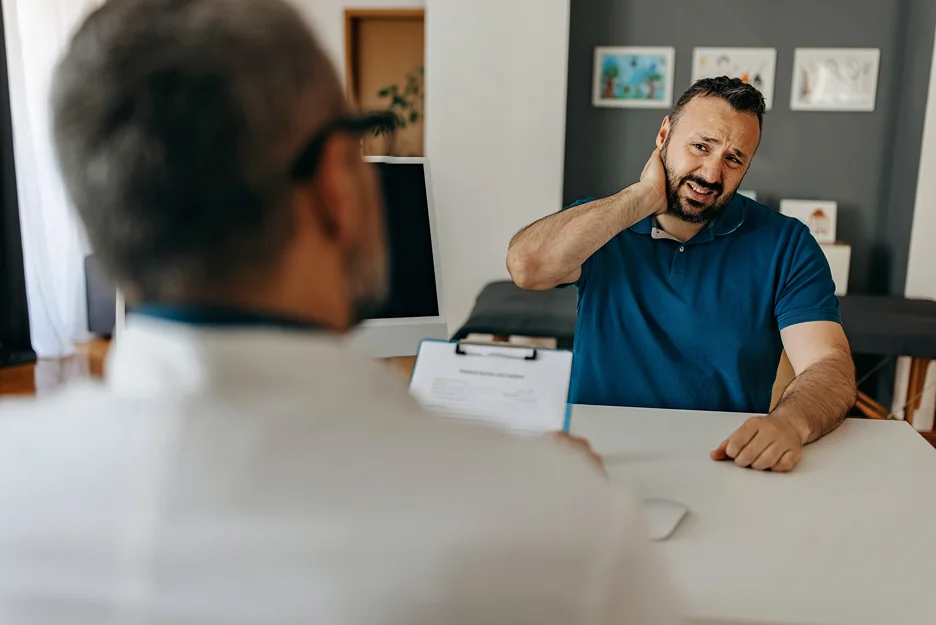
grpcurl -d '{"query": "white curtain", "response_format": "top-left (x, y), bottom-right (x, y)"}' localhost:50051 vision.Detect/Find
top-left (1, 0), bottom-right (102, 358)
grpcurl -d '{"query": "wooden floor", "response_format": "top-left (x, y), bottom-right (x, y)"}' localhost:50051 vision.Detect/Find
top-left (0, 340), bottom-right (110, 397)
top-left (0, 340), bottom-right (415, 398)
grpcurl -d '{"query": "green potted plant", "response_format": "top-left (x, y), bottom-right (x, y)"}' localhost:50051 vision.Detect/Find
top-left (373, 65), bottom-right (424, 155)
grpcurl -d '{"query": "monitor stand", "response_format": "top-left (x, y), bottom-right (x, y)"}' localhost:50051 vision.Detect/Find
top-left (345, 318), bottom-right (449, 358)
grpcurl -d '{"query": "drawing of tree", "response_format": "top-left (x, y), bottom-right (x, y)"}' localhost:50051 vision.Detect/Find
top-left (602, 62), bottom-right (619, 98)
top-left (646, 71), bottom-right (662, 99)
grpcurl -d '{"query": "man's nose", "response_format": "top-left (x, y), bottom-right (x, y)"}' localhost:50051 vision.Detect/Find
top-left (698, 161), bottom-right (722, 188)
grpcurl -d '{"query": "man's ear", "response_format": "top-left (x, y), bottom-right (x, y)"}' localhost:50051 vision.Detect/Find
top-left (308, 133), bottom-right (361, 246)
top-left (656, 116), bottom-right (671, 149)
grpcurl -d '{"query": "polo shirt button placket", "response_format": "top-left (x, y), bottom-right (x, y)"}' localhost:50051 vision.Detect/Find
top-left (671, 244), bottom-right (688, 277)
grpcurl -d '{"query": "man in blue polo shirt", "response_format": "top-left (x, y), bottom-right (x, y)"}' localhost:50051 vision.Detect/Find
top-left (507, 77), bottom-right (856, 472)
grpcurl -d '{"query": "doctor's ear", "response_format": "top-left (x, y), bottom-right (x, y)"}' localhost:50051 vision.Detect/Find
top-left (656, 116), bottom-right (671, 149)
top-left (303, 133), bottom-right (362, 246)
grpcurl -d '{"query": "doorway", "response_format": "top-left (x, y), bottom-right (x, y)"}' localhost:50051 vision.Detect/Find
top-left (344, 8), bottom-right (425, 156)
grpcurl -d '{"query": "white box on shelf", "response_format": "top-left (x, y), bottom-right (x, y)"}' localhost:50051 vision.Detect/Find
top-left (780, 199), bottom-right (837, 243)
top-left (820, 243), bottom-right (851, 295)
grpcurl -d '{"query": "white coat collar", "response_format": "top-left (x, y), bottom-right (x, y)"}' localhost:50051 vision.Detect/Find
top-left (105, 314), bottom-right (365, 397)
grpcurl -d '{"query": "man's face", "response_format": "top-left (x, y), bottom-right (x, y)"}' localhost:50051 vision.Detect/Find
top-left (659, 96), bottom-right (760, 224)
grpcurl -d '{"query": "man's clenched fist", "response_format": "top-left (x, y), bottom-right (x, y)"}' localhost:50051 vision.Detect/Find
top-left (710, 415), bottom-right (804, 472)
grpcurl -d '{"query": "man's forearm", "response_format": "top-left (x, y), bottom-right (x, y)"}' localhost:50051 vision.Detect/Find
top-left (507, 184), bottom-right (659, 289)
top-left (770, 347), bottom-right (857, 444)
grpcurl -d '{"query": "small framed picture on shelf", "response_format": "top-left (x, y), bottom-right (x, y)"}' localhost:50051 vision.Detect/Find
top-left (779, 199), bottom-right (837, 243)
top-left (592, 46), bottom-right (676, 109)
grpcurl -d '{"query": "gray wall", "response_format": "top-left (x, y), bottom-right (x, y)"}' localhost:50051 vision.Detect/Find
top-left (563, 0), bottom-right (936, 295)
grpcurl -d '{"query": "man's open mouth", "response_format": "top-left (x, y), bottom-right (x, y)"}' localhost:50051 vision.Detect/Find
top-left (686, 181), bottom-right (715, 196)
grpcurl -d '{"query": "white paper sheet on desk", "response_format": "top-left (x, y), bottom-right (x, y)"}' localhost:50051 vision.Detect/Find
top-left (408, 341), bottom-right (573, 433)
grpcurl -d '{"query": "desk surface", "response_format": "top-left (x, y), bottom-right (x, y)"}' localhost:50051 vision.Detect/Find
top-left (569, 405), bottom-right (936, 625)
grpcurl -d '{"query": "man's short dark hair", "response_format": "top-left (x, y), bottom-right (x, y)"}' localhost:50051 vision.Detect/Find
top-left (51, 0), bottom-right (344, 301)
top-left (669, 76), bottom-right (766, 130)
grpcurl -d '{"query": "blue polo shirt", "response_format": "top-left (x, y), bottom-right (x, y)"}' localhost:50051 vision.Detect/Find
top-left (564, 194), bottom-right (840, 413)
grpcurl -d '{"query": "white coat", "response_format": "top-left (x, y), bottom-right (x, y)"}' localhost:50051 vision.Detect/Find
top-left (0, 315), bottom-right (680, 624)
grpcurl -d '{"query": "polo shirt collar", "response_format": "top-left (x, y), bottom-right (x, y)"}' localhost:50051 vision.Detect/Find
top-left (630, 215), bottom-right (653, 235)
top-left (629, 193), bottom-right (747, 239)
top-left (712, 194), bottom-right (746, 236)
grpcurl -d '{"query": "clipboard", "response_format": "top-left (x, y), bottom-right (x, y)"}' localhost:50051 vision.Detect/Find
top-left (408, 339), bottom-right (574, 434)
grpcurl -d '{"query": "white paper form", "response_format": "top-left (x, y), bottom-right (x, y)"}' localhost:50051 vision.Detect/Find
top-left (408, 341), bottom-right (573, 433)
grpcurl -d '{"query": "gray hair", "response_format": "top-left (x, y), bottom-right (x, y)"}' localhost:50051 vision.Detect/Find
top-left (51, 0), bottom-right (345, 300)
top-left (669, 76), bottom-right (766, 130)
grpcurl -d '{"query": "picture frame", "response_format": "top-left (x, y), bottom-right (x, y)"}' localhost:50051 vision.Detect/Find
top-left (692, 47), bottom-right (777, 110)
top-left (779, 199), bottom-right (838, 243)
top-left (592, 46), bottom-right (676, 109)
top-left (790, 48), bottom-right (881, 112)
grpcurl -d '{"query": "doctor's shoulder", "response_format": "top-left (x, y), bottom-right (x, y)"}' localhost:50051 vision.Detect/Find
top-left (0, 385), bottom-right (154, 447)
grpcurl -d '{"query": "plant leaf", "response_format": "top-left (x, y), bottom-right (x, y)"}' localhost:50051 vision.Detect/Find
top-left (409, 111), bottom-right (418, 123)
top-left (377, 87), bottom-right (391, 97)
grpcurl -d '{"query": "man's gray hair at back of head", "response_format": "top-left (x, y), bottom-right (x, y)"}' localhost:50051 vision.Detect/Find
top-left (51, 0), bottom-right (346, 301)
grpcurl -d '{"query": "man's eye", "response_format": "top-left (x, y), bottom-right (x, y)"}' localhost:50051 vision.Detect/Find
top-left (694, 144), bottom-right (707, 152)
top-left (728, 156), bottom-right (741, 164)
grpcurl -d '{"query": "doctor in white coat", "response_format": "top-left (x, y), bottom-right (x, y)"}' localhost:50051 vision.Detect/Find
top-left (0, 0), bottom-right (681, 623)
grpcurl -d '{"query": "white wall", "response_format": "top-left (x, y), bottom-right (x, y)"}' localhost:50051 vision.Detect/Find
top-left (292, 0), bottom-right (572, 332)
top-left (905, 32), bottom-right (936, 301)
top-left (425, 0), bottom-right (572, 332)
top-left (291, 0), bottom-right (425, 88)
top-left (893, 23), bottom-right (936, 430)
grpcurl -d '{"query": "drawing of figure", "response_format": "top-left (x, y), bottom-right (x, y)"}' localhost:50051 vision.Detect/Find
top-left (809, 208), bottom-right (830, 239)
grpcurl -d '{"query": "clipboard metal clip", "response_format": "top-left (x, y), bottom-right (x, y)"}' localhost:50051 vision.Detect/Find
top-left (454, 341), bottom-right (538, 361)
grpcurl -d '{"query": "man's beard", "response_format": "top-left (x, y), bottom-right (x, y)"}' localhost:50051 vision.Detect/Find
top-left (346, 238), bottom-right (390, 326)
top-left (661, 143), bottom-right (735, 225)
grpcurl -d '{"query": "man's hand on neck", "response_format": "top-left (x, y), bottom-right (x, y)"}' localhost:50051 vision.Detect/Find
top-left (636, 148), bottom-right (712, 243)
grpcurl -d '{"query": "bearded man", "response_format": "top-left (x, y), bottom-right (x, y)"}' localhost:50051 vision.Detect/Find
top-left (507, 77), bottom-right (856, 472)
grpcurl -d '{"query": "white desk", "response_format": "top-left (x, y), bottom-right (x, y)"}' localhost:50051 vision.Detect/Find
top-left (569, 405), bottom-right (936, 625)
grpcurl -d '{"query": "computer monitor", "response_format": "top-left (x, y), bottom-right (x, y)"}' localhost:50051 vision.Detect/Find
top-left (109, 156), bottom-right (447, 357)
top-left (344, 156), bottom-right (448, 357)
